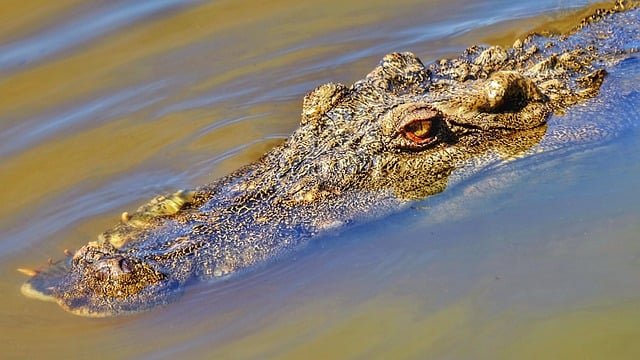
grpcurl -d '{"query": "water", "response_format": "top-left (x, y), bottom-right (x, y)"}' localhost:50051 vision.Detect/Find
top-left (2, 0), bottom-right (639, 358)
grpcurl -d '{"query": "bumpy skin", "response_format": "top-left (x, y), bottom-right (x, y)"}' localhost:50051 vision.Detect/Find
top-left (21, 1), bottom-right (640, 317)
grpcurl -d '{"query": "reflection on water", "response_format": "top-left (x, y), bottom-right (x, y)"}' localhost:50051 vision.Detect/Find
top-left (1, 0), bottom-right (639, 358)
top-left (0, 0), bottom-right (192, 71)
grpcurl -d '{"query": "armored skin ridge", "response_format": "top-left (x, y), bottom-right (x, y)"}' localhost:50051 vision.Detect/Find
top-left (20, 1), bottom-right (640, 317)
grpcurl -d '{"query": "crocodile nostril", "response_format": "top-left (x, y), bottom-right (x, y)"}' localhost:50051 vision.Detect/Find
top-left (118, 258), bottom-right (133, 274)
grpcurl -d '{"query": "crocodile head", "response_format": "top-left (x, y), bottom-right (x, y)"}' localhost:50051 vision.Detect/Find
top-left (274, 52), bottom-right (549, 203)
top-left (21, 241), bottom-right (182, 317)
top-left (21, 52), bottom-right (553, 317)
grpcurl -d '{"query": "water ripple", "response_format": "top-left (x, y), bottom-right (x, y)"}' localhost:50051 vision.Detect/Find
top-left (0, 79), bottom-right (168, 158)
top-left (0, 0), bottom-right (198, 72)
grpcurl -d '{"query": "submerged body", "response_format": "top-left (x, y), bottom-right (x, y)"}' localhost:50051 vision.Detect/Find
top-left (21, 2), bottom-right (640, 317)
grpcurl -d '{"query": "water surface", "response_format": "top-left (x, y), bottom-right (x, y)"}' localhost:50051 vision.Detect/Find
top-left (2, 0), bottom-right (639, 358)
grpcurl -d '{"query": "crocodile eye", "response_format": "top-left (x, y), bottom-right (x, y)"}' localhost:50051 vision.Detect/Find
top-left (383, 103), bottom-right (448, 151)
top-left (398, 107), bottom-right (441, 147)
top-left (402, 118), bottom-right (436, 144)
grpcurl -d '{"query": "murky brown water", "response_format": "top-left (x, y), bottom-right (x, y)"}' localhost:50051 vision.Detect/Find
top-left (2, 0), bottom-right (640, 358)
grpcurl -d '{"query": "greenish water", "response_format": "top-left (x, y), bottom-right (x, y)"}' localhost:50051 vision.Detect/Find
top-left (1, 0), bottom-right (639, 358)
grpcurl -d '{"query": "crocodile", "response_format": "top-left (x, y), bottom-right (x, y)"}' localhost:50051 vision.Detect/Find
top-left (20, 1), bottom-right (640, 317)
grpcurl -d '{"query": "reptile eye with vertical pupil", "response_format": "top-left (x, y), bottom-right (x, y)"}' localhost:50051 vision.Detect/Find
top-left (398, 107), bottom-right (442, 147)
top-left (403, 118), bottom-right (435, 143)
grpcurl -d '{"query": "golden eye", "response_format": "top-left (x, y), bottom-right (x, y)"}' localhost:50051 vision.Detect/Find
top-left (388, 104), bottom-right (445, 150)
top-left (401, 117), bottom-right (439, 145)
top-left (403, 119), bottom-right (433, 142)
